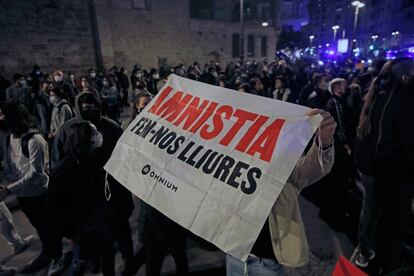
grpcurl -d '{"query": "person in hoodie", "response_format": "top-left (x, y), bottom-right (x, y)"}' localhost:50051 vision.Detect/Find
top-left (0, 102), bottom-right (62, 274)
top-left (51, 91), bottom-right (135, 275)
top-left (48, 122), bottom-right (115, 276)
top-left (353, 58), bottom-right (414, 273)
top-left (49, 87), bottom-right (74, 139)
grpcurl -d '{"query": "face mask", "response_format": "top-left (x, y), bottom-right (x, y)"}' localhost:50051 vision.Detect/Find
top-left (90, 73), bottom-right (96, 78)
top-left (103, 81), bottom-right (109, 86)
top-left (69, 75), bottom-right (75, 81)
top-left (90, 129), bottom-right (103, 149)
top-left (321, 83), bottom-right (329, 91)
top-left (54, 75), bottom-right (62, 82)
top-left (49, 96), bottom-right (58, 105)
top-left (136, 73), bottom-right (142, 78)
top-left (153, 73), bottom-right (159, 80)
top-left (19, 80), bottom-right (27, 86)
top-left (82, 108), bottom-right (100, 123)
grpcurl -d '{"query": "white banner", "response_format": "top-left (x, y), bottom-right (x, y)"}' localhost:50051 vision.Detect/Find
top-left (105, 74), bottom-right (322, 261)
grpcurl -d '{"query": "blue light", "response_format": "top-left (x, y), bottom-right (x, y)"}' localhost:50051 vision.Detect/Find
top-left (369, 45), bottom-right (374, 50)
top-left (328, 50), bottom-right (335, 55)
top-left (409, 47), bottom-right (414, 53)
top-left (318, 61), bottom-right (324, 66)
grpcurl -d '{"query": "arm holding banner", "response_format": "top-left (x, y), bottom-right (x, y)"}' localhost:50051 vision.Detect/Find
top-left (288, 110), bottom-right (336, 191)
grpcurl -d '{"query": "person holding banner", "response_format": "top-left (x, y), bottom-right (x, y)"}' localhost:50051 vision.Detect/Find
top-left (226, 109), bottom-right (336, 276)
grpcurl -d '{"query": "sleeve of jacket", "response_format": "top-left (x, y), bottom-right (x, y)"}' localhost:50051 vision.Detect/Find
top-left (7, 136), bottom-right (48, 196)
top-left (288, 140), bottom-right (335, 192)
top-left (3, 138), bottom-right (13, 181)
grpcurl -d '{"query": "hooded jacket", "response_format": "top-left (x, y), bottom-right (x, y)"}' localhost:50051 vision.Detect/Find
top-left (51, 91), bottom-right (134, 216)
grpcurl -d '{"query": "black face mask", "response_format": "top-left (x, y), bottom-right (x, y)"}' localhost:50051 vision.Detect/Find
top-left (82, 109), bottom-right (101, 123)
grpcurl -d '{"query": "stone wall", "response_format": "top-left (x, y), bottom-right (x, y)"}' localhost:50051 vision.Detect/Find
top-left (0, 0), bottom-right (278, 78)
top-left (95, 0), bottom-right (278, 69)
top-left (0, 0), bottom-right (96, 78)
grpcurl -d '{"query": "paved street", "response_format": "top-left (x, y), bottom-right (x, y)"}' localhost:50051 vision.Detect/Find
top-left (1, 192), bottom-right (355, 276)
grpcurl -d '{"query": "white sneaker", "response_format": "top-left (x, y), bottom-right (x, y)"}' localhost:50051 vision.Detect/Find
top-left (12, 235), bottom-right (34, 255)
top-left (0, 265), bottom-right (17, 276)
top-left (47, 256), bottom-right (66, 276)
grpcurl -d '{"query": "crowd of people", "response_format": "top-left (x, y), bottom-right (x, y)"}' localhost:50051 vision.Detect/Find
top-left (0, 56), bottom-right (412, 276)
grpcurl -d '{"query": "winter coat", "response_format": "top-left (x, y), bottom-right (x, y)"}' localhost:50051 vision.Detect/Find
top-left (51, 91), bottom-right (134, 216)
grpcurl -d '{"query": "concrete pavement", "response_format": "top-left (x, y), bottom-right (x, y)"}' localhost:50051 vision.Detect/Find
top-left (1, 193), bottom-right (356, 276)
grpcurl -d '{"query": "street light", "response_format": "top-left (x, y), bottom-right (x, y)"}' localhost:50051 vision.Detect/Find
top-left (371, 34), bottom-right (379, 41)
top-left (332, 25), bottom-right (340, 41)
top-left (309, 35), bottom-right (315, 45)
top-left (240, 0), bottom-right (245, 61)
top-left (392, 31), bottom-right (400, 37)
top-left (351, 1), bottom-right (365, 53)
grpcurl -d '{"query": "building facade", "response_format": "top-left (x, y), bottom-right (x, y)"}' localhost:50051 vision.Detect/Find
top-left (0, 0), bottom-right (280, 78)
top-left (280, 0), bottom-right (309, 31)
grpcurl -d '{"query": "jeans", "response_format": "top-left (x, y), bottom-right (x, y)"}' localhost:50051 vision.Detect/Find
top-left (226, 255), bottom-right (285, 276)
top-left (0, 201), bottom-right (25, 248)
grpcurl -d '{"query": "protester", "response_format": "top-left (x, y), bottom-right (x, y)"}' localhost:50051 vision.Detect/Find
top-left (129, 81), bottom-right (151, 115)
top-left (118, 68), bottom-right (130, 108)
top-left (353, 58), bottom-right (414, 274)
top-left (226, 109), bottom-right (336, 275)
top-left (272, 75), bottom-right (296, 103)
top-left (52, 70), bottom-right (75, 106)
top-left (51, 92), bottom-right (135, 275)
top-left (121, 91), bottom-right (152, 130)
top-left (48, 122), bottom-right (115, 276)
top-left (5, 74), bottom-right (31, 108)
top-left (100, 77), bottom-right (120, 123)
top-left (49, 87), bottom-right (74, 139)
top-left (0, 102), bottom-right (63, 274)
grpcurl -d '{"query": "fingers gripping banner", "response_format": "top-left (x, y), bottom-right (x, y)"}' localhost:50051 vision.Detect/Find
top-left (104, 74), bottom-right (322, 261)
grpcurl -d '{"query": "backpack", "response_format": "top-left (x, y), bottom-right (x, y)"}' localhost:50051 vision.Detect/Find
top-left (57, 102), bottom-right (75, 118)
top-left (6, 132), bottom-right (39, 159)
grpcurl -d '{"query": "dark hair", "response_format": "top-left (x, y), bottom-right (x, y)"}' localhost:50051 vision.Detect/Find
top-left (13, 74), bottom-right (24, 82)
top-left (1, 102), bottom-right (36, 137)
top-left (51, 87), bottom-right (65, 99)
top-left (78, 93), bottom-right (100, 107)
top-left (238, 83), bottom-right (251, 93)
top-left (275, 75), bottom-right (287, 87)
top-left (63, 122), bottom-right (93, 158)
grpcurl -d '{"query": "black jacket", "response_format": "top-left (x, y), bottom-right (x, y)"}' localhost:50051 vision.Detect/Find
top-left (51, 91), bottom-right (134, 216)
top-left (48, 154), bottom-right (112, 239)
top-left (355, 84), bottom-right (414, 180)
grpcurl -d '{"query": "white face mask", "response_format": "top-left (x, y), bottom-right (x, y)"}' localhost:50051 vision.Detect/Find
top-left (90, 73), bottom-right (96, 78)
top-left (153, 73), bottom-right (160, 80)
top-left (90, 126), bottom-right (103, 149)
top-left (54, 75), bottom-right (63, 82)
top-left (19, 80), bottom-right (27, 86)
top-left (49, 96), bottom-right (58, 105)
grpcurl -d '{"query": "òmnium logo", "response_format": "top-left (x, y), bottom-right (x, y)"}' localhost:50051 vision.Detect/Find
top-left (141, 164), bottom-right (178, 193)
top-left (142, 164), bottom-right (151, 175)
